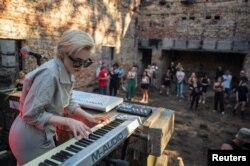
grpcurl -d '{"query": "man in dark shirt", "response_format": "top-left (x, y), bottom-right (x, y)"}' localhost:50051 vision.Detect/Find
top-left (238, 70), bottom-right (249, 84)
top-left (221, 128), bottom-right (250, 150)
top-left (233, 80), bottom-right (248, 118)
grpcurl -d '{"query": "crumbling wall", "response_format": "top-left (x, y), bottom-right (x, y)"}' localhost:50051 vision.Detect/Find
top-left (0, 0), bottom-right (140, 89)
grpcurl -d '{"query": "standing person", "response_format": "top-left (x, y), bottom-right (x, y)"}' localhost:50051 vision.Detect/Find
top-left (189, 77), bottom-right (202, 111)
top-left (140, 71), bottom-right (150, 104)
top-left (213, 77), bottom-right (225, 115)
top-left (95, 60), bottom-right (103, 78)
top-left (168, 61), bottom-right (176, 82)
top-left (176, 67), bottom-right (185, 98)
top-left (175, 62), bottom-right (183, 71)
top-left (223, 70), bottom-right (232, 100)
top-left (145, 64), bottom-right (153, 82)
top-left (160, 69), bottom-right (171, 96)
top-left (126, 66), bottom-right (137, 101)
top-left (109, 65), bottom-right (119, 96)
top-left (187, 72), bottom-right (197, 101)
top-left (151, 63), bottom-right (158, 89)
top-left (238, 70), bottom-right (248, 84)
top-left (98, 64), bottom-right (109, 95)
top-left (115, 62), bottom-right (125, 94)
top-left (200, 74), bottom-right (210, 104)
top-left (9, 30), bottom-right (109, 165)
top-left (233, 80), bottom-right (249, 118)
top-left (215, 66), bottom-right (224, 81)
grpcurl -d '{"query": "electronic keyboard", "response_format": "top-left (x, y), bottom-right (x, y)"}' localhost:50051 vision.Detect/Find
top-left (116, 103), bottom-right (152, 117)
top-left (24, 115), bottom-right (141, 166)
top-left (71, 90), bottom-right (123, 112)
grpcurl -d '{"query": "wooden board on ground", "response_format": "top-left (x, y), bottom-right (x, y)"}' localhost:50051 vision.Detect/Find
top-left (126, 108), bottom-right (175, 157)
top-left (148, 109), bottom-right (175, 156)
top-left (143, 107), bottom-right (164, 127)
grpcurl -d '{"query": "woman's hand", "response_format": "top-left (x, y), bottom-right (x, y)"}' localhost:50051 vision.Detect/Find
top-left (87, 114), bottom-right (110, 125)
top-left (65, 118), bottom-right (91, 140)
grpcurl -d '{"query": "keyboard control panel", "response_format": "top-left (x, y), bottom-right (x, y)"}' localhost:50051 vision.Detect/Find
top-left (116, 103), bottom-right (152, 117)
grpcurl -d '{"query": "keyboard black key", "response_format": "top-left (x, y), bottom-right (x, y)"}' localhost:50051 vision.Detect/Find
top-left (51, 155), bottom-right (64, 163)
top-left (60, 150), bottom-right (73, 157)
top-left (66, 147), bottom-right (79, 153)
top-left (115, 119), bottom-right (125, 123)
top-left (106, 126), bottom-right (115, 130)
top-left (107, 123), bottom-right (119, 127)
top-left (93, 131), bottom-right (105, 136)
top-left (38, 162), bottom-right (50, 166)
top-left (76, 141), bottom-right (88, 147)
top-left (88, 134), bottom-right (100, 140)
top-left (55, 152), bottom-right (70, 160)
top-left (98, 129), bottom-right (109, 133)
top-left (79, 139), bottom-right (92, 145)
top-left (44, 159), bottom-right (59, 166)
top-left (95, 129), bottom-right (108, 135)
top-left (70, 145), bottom-right (82, 151)
top-left (80, 138), bottom-right (93, 144)
top-left (102, 126), bottom-right (113, 130)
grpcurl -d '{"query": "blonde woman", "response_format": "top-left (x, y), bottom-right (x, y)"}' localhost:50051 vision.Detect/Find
top-left (9, 30), bottom-right (109, 165)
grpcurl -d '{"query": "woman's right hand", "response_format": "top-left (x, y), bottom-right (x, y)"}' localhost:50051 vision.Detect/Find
top-left (65, 118), bottom-right (91, 140)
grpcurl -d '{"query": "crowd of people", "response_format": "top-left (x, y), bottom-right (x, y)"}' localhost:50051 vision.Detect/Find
top-left (96, 61), bottom-right (159, 104)
top-left (96, 60), bottom-right (249, 119)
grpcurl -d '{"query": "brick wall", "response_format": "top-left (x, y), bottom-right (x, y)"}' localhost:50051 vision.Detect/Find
top-left (136, 0), bottom-right (250, 81)
top-left (138, 0), bottom-right (250, 40)
top-left (0, 0), bottom-right (140, 89)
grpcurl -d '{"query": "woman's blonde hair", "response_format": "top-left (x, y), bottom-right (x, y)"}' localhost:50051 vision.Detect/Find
top-left (57, 30), bottom-right (95, 58)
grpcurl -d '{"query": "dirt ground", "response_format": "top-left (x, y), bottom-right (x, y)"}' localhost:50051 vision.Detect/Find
top-left (119, 87), bottom-right (250, 166)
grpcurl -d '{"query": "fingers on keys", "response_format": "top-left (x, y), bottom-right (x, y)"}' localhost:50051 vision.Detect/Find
top-left (74, 122), bottom-right (91, 140)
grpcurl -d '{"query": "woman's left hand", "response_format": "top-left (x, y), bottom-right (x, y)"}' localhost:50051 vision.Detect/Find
top-left (87, 114), bottom-right (110, 125)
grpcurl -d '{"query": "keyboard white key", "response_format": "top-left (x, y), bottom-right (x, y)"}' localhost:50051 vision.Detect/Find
top-left (24, 116), bottom-right (141, 166)
top-left (72, 90), bottom-right (123, 112)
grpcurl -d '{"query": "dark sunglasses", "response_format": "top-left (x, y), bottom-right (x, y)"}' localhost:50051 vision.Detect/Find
top-left (68, 56), bottom-right (93, 68)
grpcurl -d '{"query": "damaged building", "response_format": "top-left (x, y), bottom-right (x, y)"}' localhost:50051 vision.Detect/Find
top-left (0, 0), bottom-right (140, 89)
top-left (0, 0), bottom-right (250, 89)
top-left (137, 0), bottom-right (250, 82)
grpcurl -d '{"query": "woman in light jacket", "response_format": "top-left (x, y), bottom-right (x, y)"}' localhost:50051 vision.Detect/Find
top-left (9, 30), bottom-right (109, 165)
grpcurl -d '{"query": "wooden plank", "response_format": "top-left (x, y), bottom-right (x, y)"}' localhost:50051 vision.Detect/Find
top-left (155, 154), bottom-right (169, 166)
top-left (148, 109), bottom-right (175, 156)
top-left (143, 108), bottom-right (164, 128)
top-left (147, 155), bottom-right (157, 166)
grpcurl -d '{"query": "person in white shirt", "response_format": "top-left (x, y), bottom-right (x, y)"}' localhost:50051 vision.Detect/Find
top-left (176, 67), bottom-right (185, 98)
top-left (223, 70), bottom-right (232, 100)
